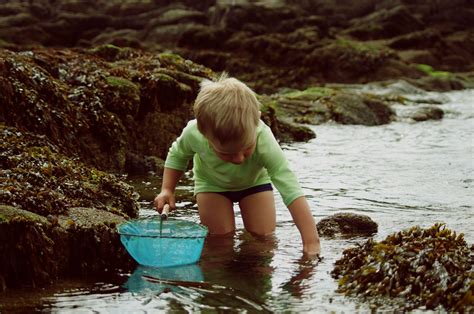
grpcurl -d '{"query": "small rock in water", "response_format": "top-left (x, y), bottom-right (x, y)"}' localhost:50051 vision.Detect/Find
top-left (411, 106), bottom-right (444, 121)
top-left (317, 212), bottom-right (378, 237)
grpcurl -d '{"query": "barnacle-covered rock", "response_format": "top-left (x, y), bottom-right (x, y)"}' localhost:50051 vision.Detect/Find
top-left (331, 224), bottom-right (473, 312)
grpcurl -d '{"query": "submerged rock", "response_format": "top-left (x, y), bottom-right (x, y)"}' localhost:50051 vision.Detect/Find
top-left (331, 224), bottom-right (473, 312)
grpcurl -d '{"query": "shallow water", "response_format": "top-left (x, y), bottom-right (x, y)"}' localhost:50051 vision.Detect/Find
top-left (1, 90), bottom-right (473, 312)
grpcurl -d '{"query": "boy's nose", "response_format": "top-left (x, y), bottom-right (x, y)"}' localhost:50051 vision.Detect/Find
top-left (230, 153), bottom-right (245, 164)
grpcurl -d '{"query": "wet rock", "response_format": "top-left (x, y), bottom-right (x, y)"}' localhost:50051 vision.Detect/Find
top-left (125, 153), bottom-right (165, 176)
top-left (0, 204), bottom-right (135, 290)
top-left (410, 106), bottom-right (444, 122)
top-left (260, 101), bottom-right (316, 142)
top-left (353, 80), bottom-right (452, 104)
top-left (331, 224), bottom-right (473, 312)
top-left (268, 86), bottom-right (395, 126)
top-left (327, 93), bottom-right (395, 126)
top-left (317, 213), bottom-right (378, 237)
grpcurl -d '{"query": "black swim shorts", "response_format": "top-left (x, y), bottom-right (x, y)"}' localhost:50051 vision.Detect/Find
top-left (216, 183), bottom-right (273, 203)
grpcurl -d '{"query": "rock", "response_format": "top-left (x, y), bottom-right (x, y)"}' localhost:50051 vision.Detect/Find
top-left (0, 47), bottom-right (210, 172)
top-left (0, 0), bottom-right (472, 92)
top-left (269, 86), bottom-right (395, 126)
top-left (0, 125), bottom-right (139, 218)
top-left (327, 93), bottom-right (395, 126)
top-left (317, 213), bottom-right (378, 237)
top-left (346, 5), bottom-right (425, 40)
top-left (398, 50), bottom-right (439, 68)
top-left (0, 205), bottom-right (135, 290)
top-left (389, 29), bottom-right (443, 50)
top-left (411, 106), bottom-right (444, 121)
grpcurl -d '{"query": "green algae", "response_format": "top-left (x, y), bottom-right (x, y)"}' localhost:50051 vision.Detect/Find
top-left (416, 64), bottom-right (451, 78)
top-left (106, 76), bottom-right (139, 91)
top-left (0, 205), bottom-right (49, 225)
top-left (336, 38), bottom-right (386, 54)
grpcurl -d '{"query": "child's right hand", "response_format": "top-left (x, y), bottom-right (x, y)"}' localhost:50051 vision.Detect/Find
top-left (153, 189), bottom-right (176, 214)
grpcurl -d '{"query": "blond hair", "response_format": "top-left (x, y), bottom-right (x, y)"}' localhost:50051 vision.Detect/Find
top-left (194, 73), bottom-right (260, 146)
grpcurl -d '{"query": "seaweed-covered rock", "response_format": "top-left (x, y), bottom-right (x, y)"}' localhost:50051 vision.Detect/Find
top-left (0, 125), bottom-right (139, 217)
top-left (327, 93), bottom-right (395, 125)
top-left (0, 47), bottom-right (210, 172)
top-left (331, 224), bottom-right (474, 312)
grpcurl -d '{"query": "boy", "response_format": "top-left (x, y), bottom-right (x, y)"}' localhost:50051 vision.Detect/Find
top-left (154, 74), bottom-right (320, 256)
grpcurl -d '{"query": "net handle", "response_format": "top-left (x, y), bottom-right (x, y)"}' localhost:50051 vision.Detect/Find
top-left (161, 204), bottom-right (170, 220)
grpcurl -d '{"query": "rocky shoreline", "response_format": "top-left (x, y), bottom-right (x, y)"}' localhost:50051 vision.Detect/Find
top-left (0, 0), bottom-right (472, 93)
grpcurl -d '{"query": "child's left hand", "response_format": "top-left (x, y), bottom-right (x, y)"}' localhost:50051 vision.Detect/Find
top-left (303, 241), bottom-right (321, 258)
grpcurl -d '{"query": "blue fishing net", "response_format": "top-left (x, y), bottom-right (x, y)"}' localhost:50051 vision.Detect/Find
top-left (117, 219), bottom-right (208, 267)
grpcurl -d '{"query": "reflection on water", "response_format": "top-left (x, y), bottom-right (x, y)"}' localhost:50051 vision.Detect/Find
top-left (1, 90), bottom-right (472, 312)
top-left (124, 264), bottom-right (205, 294)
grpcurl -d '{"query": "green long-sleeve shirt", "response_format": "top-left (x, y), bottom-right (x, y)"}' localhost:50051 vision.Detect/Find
top-left (164, 119), bottom-right (304, 206)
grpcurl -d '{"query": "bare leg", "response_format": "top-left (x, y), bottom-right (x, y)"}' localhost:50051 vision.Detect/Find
top-left (239, 191), bottom-right (276, 236)
top-left (197, 192), bottom-right (235, 235)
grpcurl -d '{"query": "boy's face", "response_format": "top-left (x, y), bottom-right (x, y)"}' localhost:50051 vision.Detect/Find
top-left (209, 138), bottom-right (256, 165)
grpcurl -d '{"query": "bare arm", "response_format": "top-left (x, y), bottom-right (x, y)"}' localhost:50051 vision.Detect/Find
top-left (154, 167), bottom-right (184, 213)
top-left (287, 196), bottom-right (321, 257)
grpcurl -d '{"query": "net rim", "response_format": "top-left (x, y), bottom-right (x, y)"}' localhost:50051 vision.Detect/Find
top-left (117, 218), bottom-right (208, 238)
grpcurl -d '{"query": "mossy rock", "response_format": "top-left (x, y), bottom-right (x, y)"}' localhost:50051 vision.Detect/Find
top-left (1, 125), bottom-right (139, 218)
top-left (327, 92), bottom-right (395, 125)
top-left (88, 44), bottom-right (133, 61)
top-left (282, 86), bottom-right (335, 101)
top-left (105, 75), bottom-right (140, 116)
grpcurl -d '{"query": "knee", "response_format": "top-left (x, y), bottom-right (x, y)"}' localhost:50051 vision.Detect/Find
top-left (247, 226), bottom-right (275, 238)
top-left (208, 226), bottom-right (235, 237)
